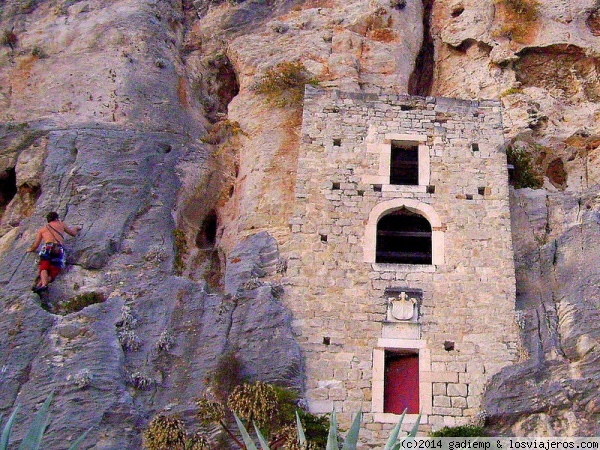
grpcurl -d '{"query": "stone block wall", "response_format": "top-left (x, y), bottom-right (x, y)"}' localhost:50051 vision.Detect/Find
top-left (284, 87), bottom-right (519, 445)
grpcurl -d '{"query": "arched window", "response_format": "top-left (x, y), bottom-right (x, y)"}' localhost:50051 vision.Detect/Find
top-left (376, 208), bottom-right (432, 264)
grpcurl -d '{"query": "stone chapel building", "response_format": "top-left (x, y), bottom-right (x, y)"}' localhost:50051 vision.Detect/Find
top-left (285, 87), bottom-right (520, 442)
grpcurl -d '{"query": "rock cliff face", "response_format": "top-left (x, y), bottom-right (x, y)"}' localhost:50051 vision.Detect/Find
top-left (0, 0), bottom-right (599, 446)
top-left (428, 0), bottom-right (600, 435)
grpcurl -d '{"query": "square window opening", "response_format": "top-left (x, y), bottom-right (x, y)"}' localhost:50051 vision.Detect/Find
top-left (384, 350), bottom-right (419, 415)
top-left (390, 141), bottom-right (419, 186)
top-left (333, 138), bottom-right (342, 147)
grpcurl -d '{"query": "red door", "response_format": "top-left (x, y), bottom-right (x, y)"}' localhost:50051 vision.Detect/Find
top-left (384, 353), bottom-right (419, 414)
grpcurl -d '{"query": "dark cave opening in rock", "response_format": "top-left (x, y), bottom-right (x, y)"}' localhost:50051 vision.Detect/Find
top-left (0, 167), bottom-right (17, 215)
top-left (408, 0), bottom-right (435, 96)
top-left (204, 54), bottom-right (240, 123)
top-left (196, 210), bottom-right (218, 249)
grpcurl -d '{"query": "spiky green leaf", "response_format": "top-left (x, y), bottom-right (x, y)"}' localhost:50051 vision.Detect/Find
top-left (341, 409), bottom-right (362, 450)
top-left (17, 391), bottom-right (54, 450)
top-left (407, 412), bottom-right (421, 438)
top-left (384, 409), bottom-right (407, 450)
top-left (1, 406), bottom-right (20, 450)
top-left (392, 412), bottom-right (422, 450)
top-left (295, 411), bottom-right (306, 446)
top-left (326, 408), bottom-right (338, 450)
top-left (66, 427), bottom-right (93, 450)
top-left (233, 412), bottom-right (258, 450)
top-left (253, 422), bottom-right (270, 450)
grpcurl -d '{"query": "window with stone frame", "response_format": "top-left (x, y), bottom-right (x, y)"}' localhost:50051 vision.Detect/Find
top-left (384, 350), bottom-right (420, 414)
top-left (390, 141), bottom-right (419, 185)
top-left (376, 208), bottom-right (432, 264)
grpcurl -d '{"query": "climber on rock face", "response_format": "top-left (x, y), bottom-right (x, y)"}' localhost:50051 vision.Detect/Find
top-left (27, 211), bottom-right (81, 293)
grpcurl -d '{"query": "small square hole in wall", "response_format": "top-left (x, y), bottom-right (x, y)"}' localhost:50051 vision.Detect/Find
top-left (400, 105), bottom-right (415, 111)
top-left (478, 187), bottom-right (486, 196)
top-left (323, 337), bottom-right (331, 345)
top-left (332, 182), bottom-right (340, 190)
top-left (320, 234), bottom-right (328, 242)
top-left (333, 138), bottom-right (342, 147)
top-left (426, 185), bottom-right (436, 194)
top-left (357, 190), bottom-right (364, 197)
top-left (471, 143), bottom-right (480, 152)
top-left (373, 184), bottom-right (382, 192)
top-left (466, 194), bottom-right (473, 200)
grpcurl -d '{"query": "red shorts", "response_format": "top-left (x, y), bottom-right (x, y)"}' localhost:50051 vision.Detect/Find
top-left (39, 260), bottom-right (61, 279)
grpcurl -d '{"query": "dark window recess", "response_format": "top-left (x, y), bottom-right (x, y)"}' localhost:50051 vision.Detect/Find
top-left (376, 209), bottom-right (432, 264)
top-left (373, 184), bottom-right (382, 192)
top-left (333, 138), bottom-right (342, 147)
top-left (320, 234), bottom-right (328, 242)
top-left (332, 182), bottom-right (340, 190)
top-left (390, 142), bottom-right (419, 185)
top-left (357, 190), bottom-right (364, 197)
top-left (471, 143), bottom-right (480, 152)
top-left (323, 337), bottom-right (331, 345)
top-left (478, 187), bottom-right (486, 196)
top-left (426, 185), bottom-right (435, 194)
top-left (466, 194), bottom-right (473, 200)
top-left (384, 351), bottom-right (419, 415)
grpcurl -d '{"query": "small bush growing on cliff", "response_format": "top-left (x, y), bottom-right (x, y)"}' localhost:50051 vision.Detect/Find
top-left (495, 0), bottom-right (539, 42)
top-left (253, 61), bottom-right (318, 107)
top-left (20, 0), bottom-right (39, 13)
top-left (500, 86), bottom-right (523, 97)
top-left (31, 45), bottom-right (47, 59)
top-left (505, 0), bottom-right (538, 18)
top-left (506, 144), bottom-right (544, 189)
top-left (429, 425), bottom-right (488, 437)
top-left (200, 119), bottom-right (246, 145)
top-left (143, 415), bottom-right (189, 450)
top-left (58, 291), bottom-right (106, 315)
top-left (173, 229), bottom-right (188, 275)
top-left (145, 382), bottom-right (330, 449)
top-left (228, 381), bottom-right (278, 430)
top-left (390, 0), bottom-right (407, 9)
top-left (1, 29), bottom-right (17, 51)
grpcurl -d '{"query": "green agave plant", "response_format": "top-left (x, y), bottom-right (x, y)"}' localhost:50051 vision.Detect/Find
top-left (234, 407), bottom-right (421, 450)
top-left (0, 392), bottom-right (91, 450)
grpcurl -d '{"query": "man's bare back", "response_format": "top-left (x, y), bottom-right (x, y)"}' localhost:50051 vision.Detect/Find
top-left (28, 219), bottom-right (79, 250)
top-left (27, 211), bottom-right (81, 292)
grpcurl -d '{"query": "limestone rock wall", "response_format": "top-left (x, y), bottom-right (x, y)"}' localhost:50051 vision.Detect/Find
top-left (0, 1), bottom-right (302, 448)
top-left (426, 0), bottom-right (600, 436)
top-left (0, 0), bottom-right (599, 445)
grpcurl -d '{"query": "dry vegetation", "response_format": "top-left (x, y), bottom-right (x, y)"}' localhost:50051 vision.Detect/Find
top-left (253, 61), bottom-right (318, 108)
top-left (370, 28), bottom-right (398, 43)
top-left (493, 0), bottom-right (540, 43)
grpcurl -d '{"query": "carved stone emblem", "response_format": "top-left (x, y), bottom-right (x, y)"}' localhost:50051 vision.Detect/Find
top-left (387, 291), bottom-right (417, 322)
